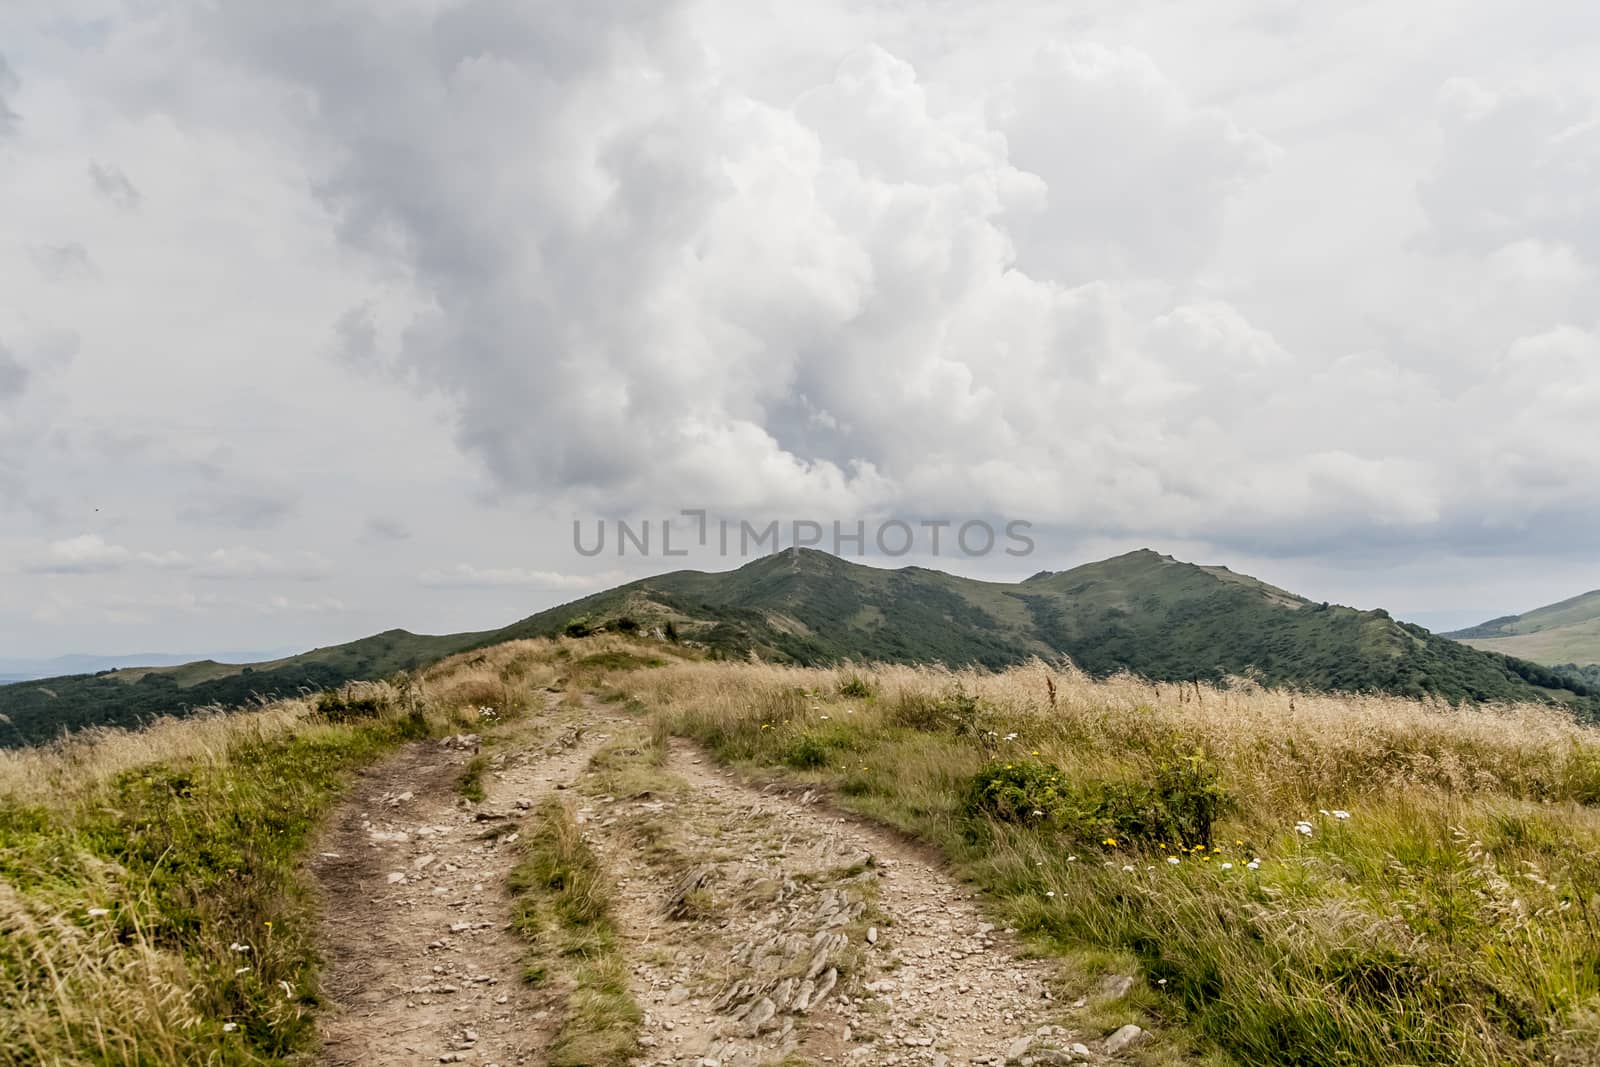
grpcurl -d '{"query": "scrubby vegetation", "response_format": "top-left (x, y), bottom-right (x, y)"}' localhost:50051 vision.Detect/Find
top-left (613, 654), bottom-right (1600, 1066)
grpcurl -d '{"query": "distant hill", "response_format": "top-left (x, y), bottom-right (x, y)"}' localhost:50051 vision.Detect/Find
top-left (496, 549), bottom-right (1595, 710)
top-left (1447, 590), bottom-right (1600, 669)
top-left (4, 549), bottom-right (1595, 745)
top-left (0, 629), bottom-right (489, 747)
top-left (0, 649), bottom-right (297, 683)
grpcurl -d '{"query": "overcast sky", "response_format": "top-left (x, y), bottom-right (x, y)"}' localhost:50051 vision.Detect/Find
top-left (3, 0), bottom-right (1600, 659)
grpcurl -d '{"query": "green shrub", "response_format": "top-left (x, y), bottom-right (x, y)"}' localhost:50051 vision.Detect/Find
top-left (564, 617), bottom-right (594, 638)
top-left (315, 689), bottom-right (388, 722)
top-left (967, 751), bottom-right (1229, 848)
top-left (889, 688), bottom-right (987, 735)
top-left (838, 673), bottom-right (875, 699)
top-left (784, 734), bottom-right (833, 770)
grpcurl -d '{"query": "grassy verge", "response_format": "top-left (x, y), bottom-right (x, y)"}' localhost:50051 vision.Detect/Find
top-left (508, 796), bottom-right (640, 1067)
top-left (0, 689), bottom-right (425, 1063)
top-left (616, 656), bottom-right (1600, 1067)
top-left (0, 638), bottom-right (565, 1065)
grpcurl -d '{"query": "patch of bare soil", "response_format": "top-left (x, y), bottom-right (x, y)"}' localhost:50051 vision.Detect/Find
top-left (578, 740), bottom-right (1120, 1067)
top-left (313, 718), bottom-right (606, 1067)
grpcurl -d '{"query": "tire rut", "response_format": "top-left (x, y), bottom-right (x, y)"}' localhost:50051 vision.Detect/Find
top-left (313, 716), bottom-right (608, 1067)
top-left (578, 738), bottom-right (1094, 1067)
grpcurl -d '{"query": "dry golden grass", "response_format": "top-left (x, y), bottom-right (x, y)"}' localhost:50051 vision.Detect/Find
top-left (627, 658), bottom-right (1600, 813)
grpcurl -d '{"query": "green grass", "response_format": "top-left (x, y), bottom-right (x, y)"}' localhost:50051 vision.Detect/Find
top-left (647, 660), bottom-right (1600, 1066)
top-left (0, 705), bottom-right (429, 1063)
top-left (455, 754), bottom-right (489, 803)
top-left (508, 797), bottom-right (640, 1067)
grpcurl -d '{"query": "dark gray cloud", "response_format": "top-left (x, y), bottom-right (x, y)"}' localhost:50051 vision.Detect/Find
top-left (362, 516), bottom-right (411, 543)
top-left (0, 343), bottom-right (28, 399)
top-left (30, 242), bottom-right (97, 280)
top-left (0, 53), bottom-right (18, 136)
top-left (88, 162), bottom-right (142, 210)
top-left (177, 489), bottom-right (299, 530)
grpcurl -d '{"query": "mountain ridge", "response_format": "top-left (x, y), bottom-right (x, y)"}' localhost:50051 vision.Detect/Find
top-left (4, 547), bottom-right (1594, 745)
top-left (1446, 589), bottom-right (1600, 668)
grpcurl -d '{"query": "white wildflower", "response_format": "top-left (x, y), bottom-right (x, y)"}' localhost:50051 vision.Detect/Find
top-left (223, 1023), bottom-right (237, 1033)
top-left (1167, 857), bottom-right (1181, 865)
top-left (1220, 863), bottom-right (1234, 871)
top-left (229, 942), bottom-right (250, 953)
top-left (86, 908), bottom-right (110, 918)
top-left (1332, 809), bottom-right (1350, 820)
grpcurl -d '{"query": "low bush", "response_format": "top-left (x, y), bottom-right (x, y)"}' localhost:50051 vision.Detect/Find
top-left (889, 687), bottom-right (988, 736)
top-left (837, 673), bottom-right (875, 699)
top-left (967, 749), bottom-right (1228, 848)
top-left (314, 688), bottom-right (388, 722)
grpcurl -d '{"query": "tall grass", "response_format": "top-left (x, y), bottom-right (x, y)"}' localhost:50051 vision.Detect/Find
top-left (619, 657), bottom-right (1600, 1066)
top-left (0, 641), bottom-right (565, 1066)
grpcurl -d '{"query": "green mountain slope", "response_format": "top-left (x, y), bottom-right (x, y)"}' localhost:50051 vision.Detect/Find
top-left (497, 548), bottom-right (1594, 708)
top-left (1446, 590), bottom-right (1600, 668)
top-left (0, 629), bottom-right (488, 747)
top-left (5, 549), bottom-right (1595, 746)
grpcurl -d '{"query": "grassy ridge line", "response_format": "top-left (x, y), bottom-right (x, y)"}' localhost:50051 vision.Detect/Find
top-left (0, 639), bottom-right (564, 1066)
top-left (13, 547), bottom-right (1596, 748)
top-left (609, 654), bottom-right (1600, 1066)
top-left (508, 795), bottom-right (640, 1067)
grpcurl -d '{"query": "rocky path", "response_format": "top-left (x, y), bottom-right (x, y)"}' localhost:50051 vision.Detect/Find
top-left (315, 703), bottom-right (1152, 1066)
top-left (313, 716), bottom-right (605, 1067)
top-left (575, 736), bottom-right (1121, 1066)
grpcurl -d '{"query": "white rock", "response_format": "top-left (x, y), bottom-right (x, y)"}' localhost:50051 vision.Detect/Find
top-left (1103, 1025), bottom-right (1145, 1055)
